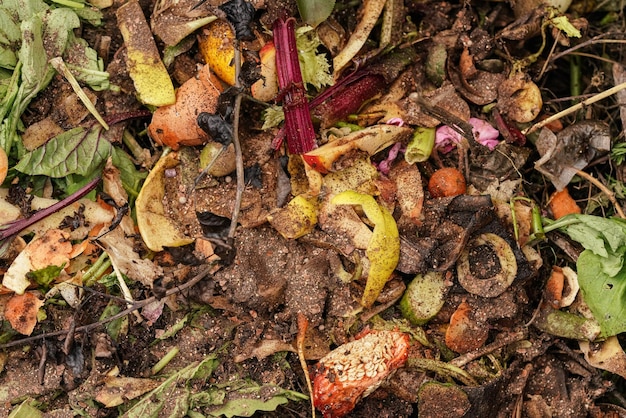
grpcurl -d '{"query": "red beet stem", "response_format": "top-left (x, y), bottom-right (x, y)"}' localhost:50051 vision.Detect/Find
top-left (272, 17), bottom-right (317, 154)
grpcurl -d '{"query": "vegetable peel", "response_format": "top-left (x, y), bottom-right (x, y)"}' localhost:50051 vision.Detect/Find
top-left (117, 0), bottom-right (175, 107)
top-left (332, 190), bottom-right (399, 307)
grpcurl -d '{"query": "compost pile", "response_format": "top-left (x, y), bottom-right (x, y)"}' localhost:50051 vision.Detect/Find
top-left (2, 0), bottom-right (626, 416)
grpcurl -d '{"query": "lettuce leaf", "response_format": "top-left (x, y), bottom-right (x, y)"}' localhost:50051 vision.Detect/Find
top-left (15, 125), bottom-right (112, 178)
top-left (550, 214), bottom-right (626, 336)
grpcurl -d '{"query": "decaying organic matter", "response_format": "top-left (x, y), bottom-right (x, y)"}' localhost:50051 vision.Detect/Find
top-left (2, 0), bottom-right (626, 417)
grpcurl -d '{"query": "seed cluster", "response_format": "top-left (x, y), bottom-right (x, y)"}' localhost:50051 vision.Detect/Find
top-left (319, 331), bottom-right (407, 383)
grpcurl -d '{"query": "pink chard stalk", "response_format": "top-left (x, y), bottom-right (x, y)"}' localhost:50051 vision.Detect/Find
top-left (272, 16), bottom-right (317, 154)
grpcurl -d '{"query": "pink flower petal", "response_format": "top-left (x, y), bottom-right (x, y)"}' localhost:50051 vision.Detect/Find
top-left (469, 117), bottom-right (500, 150)
top-left (435, 125), bottom-right (462, 154)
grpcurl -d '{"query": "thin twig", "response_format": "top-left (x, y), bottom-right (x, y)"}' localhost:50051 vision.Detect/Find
top-left (229, 43), bottom-right (245, 239)
top-left (576, 170), bottom-right (626, 219)
top-left (297, 313), bottom-right (316, 418)
top-left (523, 81), bottom-right (626, 135)
top-left (549, 34), bottom-right (626, 63)
top-left (0, 264), bottom-right (215, 349)
top-left (449, 330), bottom-right (527, 367)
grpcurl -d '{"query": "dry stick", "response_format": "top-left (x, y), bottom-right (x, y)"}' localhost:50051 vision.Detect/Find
top-left (0, 264), bottom-right (214, 350)
top-left (449, 330), bottom-right (527, 368)
top-left (523, 81), bottom-right (626, 135)
top-left (549, 35), bottom-right (626, 64)
top-left (229, 42), bottom-right (244, 239)
top-left (576, 169), bottom-right (626, 219)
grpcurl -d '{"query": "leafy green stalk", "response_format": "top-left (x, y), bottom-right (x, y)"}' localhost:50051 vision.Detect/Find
top-left (49, 57), bottom-right (109, 129)
top-left (539, 213), bottom-right (626, 336)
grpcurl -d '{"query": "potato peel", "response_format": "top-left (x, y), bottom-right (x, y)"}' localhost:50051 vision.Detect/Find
top-left (332, 190), bottom-right (400, 307)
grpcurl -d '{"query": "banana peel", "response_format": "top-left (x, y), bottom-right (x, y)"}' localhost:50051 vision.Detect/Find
top-left (332, 190), bottom-right (400, 307)
top-left (136, 152), bottom-right (194, 252)
top-left (268, 195), bottom-right (318, 239)
top-left (117, 0), bottom-right (175, 107)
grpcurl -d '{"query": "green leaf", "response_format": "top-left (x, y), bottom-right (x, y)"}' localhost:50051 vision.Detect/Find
top-left (296, 0), bottom-right (335, 28)
top-left (26, 264), bottom-right (64, 288)
top-left (123, 355), bottom-right (219, 418)
top-left (99, 301), bottom-right (127, 341)
top-left (64, 35), bottom-right (110, 91)
top-left (296, 26), bottom-right (333, 90)
top-left (577, 250), bottom-right (626, 336)
top-left (202, 381), bottom-right (308, 418)
top-left (15, 126), bottom-right (112, 178)
top-left (8, 399), bottom-right (43, 418)
top-left (111, 147), bottom-right (147, 201)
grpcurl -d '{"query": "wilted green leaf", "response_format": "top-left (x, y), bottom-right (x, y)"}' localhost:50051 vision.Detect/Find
top-left (577, 250), bottom-right (626, 336)
top-left (99, 302), bottom-right (127, 341)
top-left (200, 381), bottom-right (308, 418)
top-left (111, 147), bottom-right (147, 201)
top-left (15, 126), bottom-right (112, 178)
top-left (296, 0), bottom-right (335, 28)
top-left (550, 16), bottom-right (582, 38)
top-left (26, 264), bottom-right (64, 288)
top-left (8, 399), bottom-right (43, 418)
top-left (123, 355), bottom-right (220, 418)
top-left (296, 26), bottom-right (333, 90)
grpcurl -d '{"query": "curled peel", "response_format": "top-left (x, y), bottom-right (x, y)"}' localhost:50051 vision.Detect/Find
top-left (332, 191), bottom-right (399, 307)
top-left (457, 233), bottom-right (517, 298)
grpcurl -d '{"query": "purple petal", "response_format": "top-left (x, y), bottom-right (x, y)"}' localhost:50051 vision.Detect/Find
top-left (469, 117), bottom-right (500, 150)
top-left (435, 125), bottom-right (462, 154)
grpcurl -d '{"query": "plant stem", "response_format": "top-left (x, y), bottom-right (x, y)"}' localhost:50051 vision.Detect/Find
top-left (523, 81), bottom-right (626, 135)
top-left (152, 347), bottom-right (180, 375)
top-left (0, 177), bottom-right (100, 241)
top-left (273, 16), bottom-right (317, 154)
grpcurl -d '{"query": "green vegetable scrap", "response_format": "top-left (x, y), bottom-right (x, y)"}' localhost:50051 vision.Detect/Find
top-left (0, 0), bottom-right (106, 155)
top-left (123, 354), bottom-right (307, 418)
top-left (15, 126), bottom-right (112, 178)
top-left (549, 214), bottom-right (626, 336)
top-left (332, 190), bottom-right (400, 307)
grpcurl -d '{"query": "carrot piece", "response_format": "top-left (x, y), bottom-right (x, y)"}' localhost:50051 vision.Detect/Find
top-left (549, 188), bottom-right (581, 220)
top-left (545, 266), bottom-right (565, 309)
